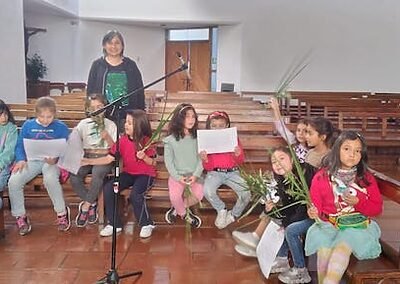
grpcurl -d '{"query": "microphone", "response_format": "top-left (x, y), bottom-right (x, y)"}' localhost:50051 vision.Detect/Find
top-left (176, 52), bottom-right (191, 80)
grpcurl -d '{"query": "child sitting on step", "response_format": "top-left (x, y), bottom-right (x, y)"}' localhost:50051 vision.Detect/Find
top-left (81, 110), bottom-right (157, 239)
top-left (70, 93), bottom-right (116, 227)
top-left (8, 97), bottom-right (71, 235)
top-left (306, 131), bottom-right (382, 283)
top-left (164, 103), bottom-right (204, 228)
top-left (0, 100), bottom-right (18, 209)
top-left (200, 111), bottom-right (250, 229)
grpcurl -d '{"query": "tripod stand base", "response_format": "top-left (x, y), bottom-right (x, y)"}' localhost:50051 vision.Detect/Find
top-left (97, 269), bottom-right (143, 284)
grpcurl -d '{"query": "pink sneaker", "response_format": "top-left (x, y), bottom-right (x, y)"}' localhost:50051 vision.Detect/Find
top-left (57, 206), bottom-right (71, 232)
top-left (16, 216), bottom-right (32, 236)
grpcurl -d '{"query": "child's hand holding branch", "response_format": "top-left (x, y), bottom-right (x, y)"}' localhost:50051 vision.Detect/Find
top-left (265, 200), bottom-right (275, 212)
top-left (307, 205), bottom-right (319, 220)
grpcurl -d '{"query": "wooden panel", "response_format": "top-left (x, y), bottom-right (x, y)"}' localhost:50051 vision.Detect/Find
top-left (165, 40), bottom-right (211, 92)
top-left (189, 41), bottom-right (211, 91)
top-left (165, 42), bottom-right (189, 92)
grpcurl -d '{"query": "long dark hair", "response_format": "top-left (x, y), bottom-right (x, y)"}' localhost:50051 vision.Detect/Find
top-left (322, 130), bottom-right (370, 185)
top-left (306, 116), bottom-right (337, 148)
top-left (125, 109), bottom-right (152, 149)
top-left (0, 100), bottom-right (15, 124)
top-left (168, 103), bottom-right (198, 140)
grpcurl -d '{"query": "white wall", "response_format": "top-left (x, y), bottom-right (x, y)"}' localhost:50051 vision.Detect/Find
top-left (41, 0), bottom-right (79, 16)
top-left (0, 0), bottom-right (26, 103)
top-left (216, 25), bottom-right (243, 92)
top-left (24, 0), bottom-right (400, 93)
top-left (238, 0), bottom-right (400, 92)
top-left (25, 13), bottom-right (165, 89)
top-left (80, 0), bottom-right (400, 93)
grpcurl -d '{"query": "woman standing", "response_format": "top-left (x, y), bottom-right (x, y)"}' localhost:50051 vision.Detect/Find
top-left (87, 30), bottom-right (145, 119)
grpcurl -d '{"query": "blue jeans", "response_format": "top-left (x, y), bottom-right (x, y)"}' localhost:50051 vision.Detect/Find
top-left (0, 166), bottom-right (10, 209)
top-left (8, 161), bottom-right (66, 217)
top-left (203, 171), bottom-right (251, 217)
top-left (104, 172), bottom-right (154, 227)
top-left (0, 166), bottom-right (11, 191)
top-left (277, 218), bottom-right (314, 268)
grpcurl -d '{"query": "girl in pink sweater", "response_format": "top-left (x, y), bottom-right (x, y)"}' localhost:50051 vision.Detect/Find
top-left (305, 130), bottom-right (382, 284)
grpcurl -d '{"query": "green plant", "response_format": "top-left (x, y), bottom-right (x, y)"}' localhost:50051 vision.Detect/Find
top-left (26, 53), bottom-right (48, 82)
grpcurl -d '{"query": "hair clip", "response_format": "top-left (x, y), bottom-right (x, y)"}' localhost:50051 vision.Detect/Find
top-left (178, 105), bottom-right (192, 114)
top-left (209, 111), bottom-right (228, 119)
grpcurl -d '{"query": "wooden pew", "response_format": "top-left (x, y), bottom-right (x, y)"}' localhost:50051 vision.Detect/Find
top-left (343, 170), bottom-right (400, 283)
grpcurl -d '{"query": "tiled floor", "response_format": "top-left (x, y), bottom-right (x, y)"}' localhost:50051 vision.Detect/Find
top-left (0, 201), bottom-right (288, 284)
top-left (0, 195), bottom-right (398, 284)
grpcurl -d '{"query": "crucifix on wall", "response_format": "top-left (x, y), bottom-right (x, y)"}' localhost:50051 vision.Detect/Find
top-left (24, 26), bottom-right (47, 57)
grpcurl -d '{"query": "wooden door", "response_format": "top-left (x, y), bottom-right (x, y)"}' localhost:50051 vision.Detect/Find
top-left (165, 41), bottom-right (211, 92)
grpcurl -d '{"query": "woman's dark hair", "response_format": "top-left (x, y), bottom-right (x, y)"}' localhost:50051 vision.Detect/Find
top-left (0, 100), bottom-right (15, 124)
top-left (168, 103), bottom-right (198, 140)
top-left (306, 117), bottom-right (336, 147)
top-left (322, 130), bottom-right (369, 185)
top-left (205, 111), bottom-right (231, 129)
top-left (125, 109), bottom-right (152, 149)
top-left (102, 30), bottom-right (125, 56)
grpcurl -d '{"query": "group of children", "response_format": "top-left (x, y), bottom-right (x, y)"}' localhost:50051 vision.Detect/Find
top-left (231, 97), bottom-right (382, 283)
top-left (0, 96), bottom-right (383, 283)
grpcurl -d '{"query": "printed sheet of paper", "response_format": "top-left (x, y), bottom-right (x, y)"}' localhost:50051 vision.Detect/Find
top-left (256, 220), bottom-right (285, 279)
top-left (23, 138), bottom-right (67, 161)
top-left (197, 127), bottom-right (238, 154)
top-left (57, 128), bottom-right (84, 175)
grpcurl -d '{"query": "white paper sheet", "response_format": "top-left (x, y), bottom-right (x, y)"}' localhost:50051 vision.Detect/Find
top-left (256, 220), bottom-right (285, 279)
top-left (197, 127), bottom-right (238, 154)
top-left (23, 138), bottom-right (67, 161)
top-left (57, 128), bottom-right (84, 175)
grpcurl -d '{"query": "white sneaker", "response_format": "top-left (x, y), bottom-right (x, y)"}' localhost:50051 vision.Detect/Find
top-left (232, 231), bottom-right (260, 249)
top-left (215, 209), bottom-right (227, 229)
top-left (224, 210), bottom-right (235, 228)
top-left (99, 224), bottom-right (122, 237)
top-left (234, 244), bottom-right (257, 258)
top-left (270, 256), bottom-right (290, 273)
top-left (278, 267), bottom-right (312, 284)
top-left (140, 224), bottom-right (155, 238)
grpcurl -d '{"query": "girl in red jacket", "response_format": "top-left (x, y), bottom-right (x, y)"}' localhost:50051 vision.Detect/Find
top-left (305, 130), bottom-right (382, 284)
top-left (200, 111), bottom-right (250, 229)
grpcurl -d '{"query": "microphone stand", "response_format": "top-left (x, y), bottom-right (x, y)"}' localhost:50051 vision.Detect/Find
top-left (93, 63), bottom-right (188, 284)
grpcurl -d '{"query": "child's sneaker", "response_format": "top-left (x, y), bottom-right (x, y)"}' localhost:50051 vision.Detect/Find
top-left (87, 203), bottom-right (98, 224)
top-left (165, 207), bottom-right (177, 224)
top-left (278, 267), bottom-right (312, 284)
top-left (139, 224), bottom-right (155, 238)
top-left (100, 224), bottom-right (122, 237)
top-left (215, 209), bottom-right (227, 229)
top-left (57, 206), bottom-right (71, 232)
top-left (224, 210), bottom-right (235, 228)
top-left (270, 256), bottom-right (290, 273)
top-left (185, 210), bottom-right (202, 228)
top-left (16, 216), bottom-right (32, 236)
top-left (234, 244), bottom-right (257, 258)
top-left (75, 201), bottom-right (88, 227)
top-left (232, 231), bottom-right (260, 249)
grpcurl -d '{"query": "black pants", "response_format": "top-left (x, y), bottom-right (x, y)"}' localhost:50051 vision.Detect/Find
top-left (104, 172), bottom-right (154, 228)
